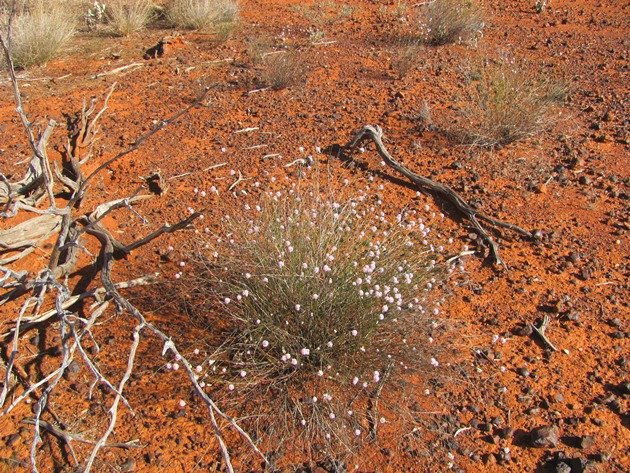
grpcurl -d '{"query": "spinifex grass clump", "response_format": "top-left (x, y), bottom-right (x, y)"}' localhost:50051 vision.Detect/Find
top-left (183, 187), bottom-right (450, 462)
top-left (419, 0), bottom-right (484, 46)
top-left (167, 0), bottom-right (238, 31)
top-left (457, 59), bottom-right (566, 148)
top-left (106, 0), bottom-right (155, 36)
top-left (1, 1), bottom-right (76, 68)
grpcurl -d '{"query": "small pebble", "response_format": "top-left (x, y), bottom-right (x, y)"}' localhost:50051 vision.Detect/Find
top-left (517, 367), bottom-right (530, 377)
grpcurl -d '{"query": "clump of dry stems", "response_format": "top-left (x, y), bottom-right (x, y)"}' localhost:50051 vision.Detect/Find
top-left (178, 186), bottom-right (453, 465)
top-left (454, 59), bottom-right (567, 148)
top-left (419, 0), bottom-right (484, 46)
top-left (106, 0), bottom-right (156, 36)
top-left (166, 0), bottom-right (238, 32)
top-left (1, 0), bottom-right (76, 68)
top-left (259, 51), bottom-right (307, 89)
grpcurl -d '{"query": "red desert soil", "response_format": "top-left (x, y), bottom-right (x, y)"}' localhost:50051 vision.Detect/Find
top-left (0, 0), bottom-right (628, 471)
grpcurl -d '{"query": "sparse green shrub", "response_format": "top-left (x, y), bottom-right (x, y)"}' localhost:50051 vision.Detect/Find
top-left (455, 60), bottom-right (564, 148)
top-left (419, 0), bottom-right (484, 46)
top-left (166, 0), bottom-right (238, 31)
top-left (178, 186), bottom-right (450, 464)
top-left (106, 0), bottom-right (155, 36)
top-left (1, 1), bottom-right (76, 68)
top-left (259, 51), bottom-right (306, 89)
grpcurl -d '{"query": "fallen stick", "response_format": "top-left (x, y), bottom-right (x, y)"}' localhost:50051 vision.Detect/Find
top-left (23, 418), bottom-right (141, 449)
top-left (2, 275), bottom-right (159, 335)
top-left (233, 127), bottom-right (259, 134)
top-left (530, 315), bottom-right (558, 352)
top-left (228, 171), bottom-right (250, 191)
top-left (454, 426), bottom-right (472, 437)
top-left (167, 162), bottom-right (227, 181)
top-left (93, 63), bottom-right (143, 79)
top-left (247, 87), bottom-right (271, 95)
top-left (345, 125), bottom-right (534, 268)
top-left (284, 156), bottom-right (313, 168)
top-left (445, 250), bottom-right (476, 265)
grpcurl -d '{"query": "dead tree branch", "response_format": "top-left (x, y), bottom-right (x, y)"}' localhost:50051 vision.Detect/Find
top-left (345, 125), bottom-right (535, 268)
top-left (1, 21), bottom-right (261, 470)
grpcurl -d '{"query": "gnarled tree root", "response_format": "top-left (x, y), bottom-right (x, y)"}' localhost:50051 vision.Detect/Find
top-left (345, 125), bottom-right (536, 268)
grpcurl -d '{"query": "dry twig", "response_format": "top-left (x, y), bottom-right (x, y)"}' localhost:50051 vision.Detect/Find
top-left (530, 315), bottom-right (558, 352)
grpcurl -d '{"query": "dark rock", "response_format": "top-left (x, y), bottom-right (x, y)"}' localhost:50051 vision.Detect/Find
top-left (482, 453), bottom-right (496, 465)
top-left (4, 433), bottom-right (20, 447)
top-left (579, 268), bottom-right (592, 280)
top-left (497, 448), bottom-right (511, 464)
top-left (567, 313), bottom-right (580, 322)
top-left (610, 318), bottom-right (622, 328)
top-left (593, 452), bottom-right (611, 462)
top-left (517, 367), bottom-right (530, 377)
top-left (479, 422), bottom-right (492, 432)
top-left (530, 425), bottom-right (560, 448)
top-left (64, 360), bottom-right (81, 381)
top-left (579, 435), bottom-right (595, 449)
top-left (619, 382), bottom-right (630, 395)
top-left (491, 416), bottom-right (503, 426)
top-left (516, 324), bottom-right (533, 336)
top-left (555, 462), bottom-right (572, 473)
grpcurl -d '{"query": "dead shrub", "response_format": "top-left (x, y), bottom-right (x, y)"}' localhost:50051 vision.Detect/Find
top-left (106, 0), bottom-right (155, 36)
top-left (166, 0), bottom-right (238, 32)
top-left (419, 0), bottom-right (484, 46)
